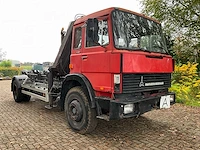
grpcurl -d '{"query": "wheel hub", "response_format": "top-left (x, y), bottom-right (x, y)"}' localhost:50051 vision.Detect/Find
top-left (69, 100), bottom-right (83, 122)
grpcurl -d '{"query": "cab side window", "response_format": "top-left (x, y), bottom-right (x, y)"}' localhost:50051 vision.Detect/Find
top-left (74, 27), bottom-right (82, 49)
top-left (86, 20), bottom-right (109, 47)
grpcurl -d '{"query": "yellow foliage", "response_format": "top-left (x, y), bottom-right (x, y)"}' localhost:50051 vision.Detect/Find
top-left (193, 83), bottom-right (199, 87)
top-left (195, 80), bottom-right (200, 83)
top-left (171, 62), bottom-right (200, 104)
top-left (173, 62), bottom-right (198, 84)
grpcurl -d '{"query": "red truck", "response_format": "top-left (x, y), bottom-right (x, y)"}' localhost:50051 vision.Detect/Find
top-left (11, 7), bottom-right (175, 134)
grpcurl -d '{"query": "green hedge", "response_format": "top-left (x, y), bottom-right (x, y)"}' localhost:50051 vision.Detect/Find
top-left (0, 67), bottom-right (22, 77)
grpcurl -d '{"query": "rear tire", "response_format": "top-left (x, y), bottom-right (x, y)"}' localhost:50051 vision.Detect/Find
top-left (65, 86), bottom-right (97, 134)
top-left (12, 80), bottom-right (31, 102)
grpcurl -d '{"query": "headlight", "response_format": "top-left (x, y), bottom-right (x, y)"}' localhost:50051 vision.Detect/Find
top-left (114, 74), bottom-right (120, 84)
top-left (114, 74), bottom-right (120, 92)
top-left (124, 104), bottom-right (134, 114)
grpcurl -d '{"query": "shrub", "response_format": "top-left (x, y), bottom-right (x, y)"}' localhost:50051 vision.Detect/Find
top-left (170, 62), bottom-right (200, 106)
top-left (0, 67), bottom-right (22, 77)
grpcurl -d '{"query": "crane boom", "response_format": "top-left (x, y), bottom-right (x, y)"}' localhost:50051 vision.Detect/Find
top-left (51, 21), bottom-right (75, 76)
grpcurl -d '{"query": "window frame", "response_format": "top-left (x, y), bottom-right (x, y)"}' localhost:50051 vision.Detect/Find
top-left (85, 19), bottom-right (110, 48)
top-left (73, 26), bottom-right (82, 50)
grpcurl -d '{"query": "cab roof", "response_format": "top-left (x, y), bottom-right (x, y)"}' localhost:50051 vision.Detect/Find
top-left (74, 7), bottom-right (160, 25)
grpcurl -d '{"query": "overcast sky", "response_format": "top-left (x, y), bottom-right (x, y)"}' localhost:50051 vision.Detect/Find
top-left (0, 0), bottom-right (142, 63)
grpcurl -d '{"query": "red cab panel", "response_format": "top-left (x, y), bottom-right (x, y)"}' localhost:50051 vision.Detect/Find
top-left (83, 72), bottom-right (112, 92)
top-left (123, 52), bottom-right (173, 73)
top-left (110, 53), bottom-right (121, 73)
top-left (70, 53), bottom-right (82, 73)
top-left (82, 51), bottom-right (110, 73)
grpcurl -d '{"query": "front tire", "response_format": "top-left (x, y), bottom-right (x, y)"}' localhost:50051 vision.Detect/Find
top-left (12, 80), bottom-right (31, 102)
top-left (65, 86), bottom-right (97, 134)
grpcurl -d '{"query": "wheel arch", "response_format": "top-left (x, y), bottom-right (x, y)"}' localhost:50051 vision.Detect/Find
top-left (11, 75), bottom-right (28, 91)
top-left (60, 74), bottom-right (96, 110)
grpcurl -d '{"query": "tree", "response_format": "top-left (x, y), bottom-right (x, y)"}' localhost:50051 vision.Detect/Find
top-left (140, 0), bottom-right (200, 63)
top-left (0, 60), bottom-right (12, 67)
top-left (0, 48), bottom-right (6, 61)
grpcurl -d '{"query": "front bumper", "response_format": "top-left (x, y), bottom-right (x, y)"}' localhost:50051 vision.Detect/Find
top-left (98, 92), bottom-right (175, 120)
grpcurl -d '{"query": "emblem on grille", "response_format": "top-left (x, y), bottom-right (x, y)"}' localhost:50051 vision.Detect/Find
top-left (139, 75), bottom-right (164, 87)
top-left (139, 76), bottom-right (145, 87)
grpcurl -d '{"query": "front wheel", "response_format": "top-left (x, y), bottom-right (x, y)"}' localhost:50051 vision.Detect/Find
top-left (65, 86), bottom-right (97, 134)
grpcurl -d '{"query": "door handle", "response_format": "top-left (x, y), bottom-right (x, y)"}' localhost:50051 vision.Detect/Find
top-left (82, 55), bottom-right (88, 60)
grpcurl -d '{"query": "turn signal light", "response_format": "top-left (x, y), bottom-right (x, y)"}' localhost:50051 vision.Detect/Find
top-left (69, 64), bottom-right (73, 69)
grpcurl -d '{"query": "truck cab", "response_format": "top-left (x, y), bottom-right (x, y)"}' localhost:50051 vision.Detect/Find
top-left (68, 7), bottom-right (174, 115)
top-left (11, 7), bottom-right (175, 134)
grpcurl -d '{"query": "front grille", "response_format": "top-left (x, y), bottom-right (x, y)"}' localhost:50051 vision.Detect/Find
top-left (122, 73), bottom-right (171, 93)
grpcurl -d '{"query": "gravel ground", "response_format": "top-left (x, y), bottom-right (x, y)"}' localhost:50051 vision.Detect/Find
top-left (0, 80), bottom-right (200, 150)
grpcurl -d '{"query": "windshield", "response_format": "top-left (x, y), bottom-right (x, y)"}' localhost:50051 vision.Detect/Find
top-left (112, 10), bottom-right (168, 53)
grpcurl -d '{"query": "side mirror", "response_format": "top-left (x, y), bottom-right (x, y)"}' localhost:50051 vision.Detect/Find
top-left (86, 18), bottom-right (99, 43)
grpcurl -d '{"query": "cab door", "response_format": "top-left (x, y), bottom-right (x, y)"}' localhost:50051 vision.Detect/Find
top-left (70, 25), bottom-right (83, 73)
top-left (81, 20), bottom-right (112, 92)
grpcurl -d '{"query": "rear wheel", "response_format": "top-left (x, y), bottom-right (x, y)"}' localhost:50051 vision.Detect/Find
top-left (12, 80), bottom-right (31, 102)
top-left (65, 86), bottom-right (97, 134)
